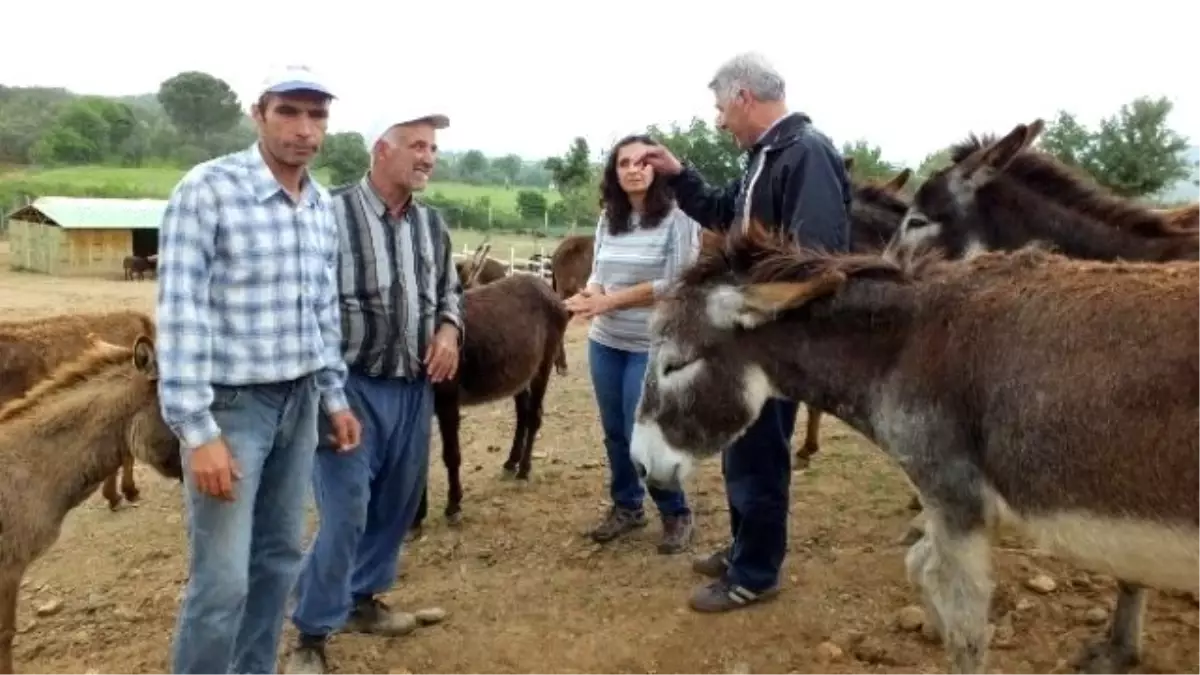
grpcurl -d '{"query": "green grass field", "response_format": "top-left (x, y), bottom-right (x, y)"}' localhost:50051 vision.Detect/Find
top-left (0, 165), bottom-right (558, 213)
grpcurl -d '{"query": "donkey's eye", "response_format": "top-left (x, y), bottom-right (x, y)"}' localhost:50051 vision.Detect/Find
top-left (661, 356), bottom-right (697, 378)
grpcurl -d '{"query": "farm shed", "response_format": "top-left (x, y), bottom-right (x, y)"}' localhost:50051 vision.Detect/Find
top-left (4, 196), bottom-right (166, 276)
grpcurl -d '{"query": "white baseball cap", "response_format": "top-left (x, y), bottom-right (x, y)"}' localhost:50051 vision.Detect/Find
top-left (364, 111), bottom-right (451, 147)
top-left (257, 64), bottom-right (336, 99)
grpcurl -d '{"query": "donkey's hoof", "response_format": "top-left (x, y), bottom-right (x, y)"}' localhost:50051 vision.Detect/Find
top-left (406, 525), bottom-right (424, 543)
top-left (499, 465), bottom-right (519, 480)
top-left (123, 489), bottom-right (141, 503)
top-left (446, 511), bottom-right (463, 527)
top-left (907, 494), bottom-right (923, 511)
top-left (1070, 638), bottom-right (1140, 674)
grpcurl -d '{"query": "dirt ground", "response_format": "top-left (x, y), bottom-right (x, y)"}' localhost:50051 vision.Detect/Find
top-left (3, 241), bottom-right (1197, 674)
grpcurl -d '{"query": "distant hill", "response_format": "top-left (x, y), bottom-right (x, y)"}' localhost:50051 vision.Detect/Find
top-left (1156, 145), bottom-right (1200, 204)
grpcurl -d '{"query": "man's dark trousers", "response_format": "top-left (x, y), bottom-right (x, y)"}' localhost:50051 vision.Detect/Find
top-left (722, 397), bottom-right (799, 592)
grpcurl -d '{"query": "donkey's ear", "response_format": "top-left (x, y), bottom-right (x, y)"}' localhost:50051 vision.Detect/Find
top-left (132, 335), bottom-right (158, 379)
top-left (881, 168), bottom-right (912, 192)
top-left (977, 121), bottom-right (1038, 173)
top-left (736, 273), bottom-right (847, 328)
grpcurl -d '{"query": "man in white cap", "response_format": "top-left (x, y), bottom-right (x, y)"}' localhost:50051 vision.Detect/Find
top-left (157, 64), bottom-right (362, 674)
top-left (285, 109), bottom-right (464, 674)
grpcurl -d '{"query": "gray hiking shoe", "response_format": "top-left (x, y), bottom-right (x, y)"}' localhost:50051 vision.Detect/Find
top-left (588, 505), bottom-right (647, 543)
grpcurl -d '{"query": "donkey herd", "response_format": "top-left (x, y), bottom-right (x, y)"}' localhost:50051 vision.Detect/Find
top-left (0, 116), bottom-right (1196, 674)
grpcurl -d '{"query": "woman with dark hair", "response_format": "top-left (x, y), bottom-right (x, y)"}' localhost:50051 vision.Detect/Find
top-left (564, 134), bottom-right (700, 554)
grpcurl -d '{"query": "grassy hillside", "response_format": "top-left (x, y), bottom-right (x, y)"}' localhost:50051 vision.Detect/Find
top-left (0, 165), bottom-right (558, 212)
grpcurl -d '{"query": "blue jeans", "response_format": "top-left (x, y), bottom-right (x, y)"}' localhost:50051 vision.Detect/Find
top-left (723, 397), bottom-right (798, 593)
top-left (171, 377), bottom-right (319, 674)
top-left (291, 372), bottom-right (433, 637)
top-left (589, 339), bottom-right (689, 516)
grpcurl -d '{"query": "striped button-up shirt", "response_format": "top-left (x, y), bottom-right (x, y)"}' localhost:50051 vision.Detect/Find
top-left (331, 175), bottom-right (464, 379)
top-left (155, 143), bottom-right (350, 450)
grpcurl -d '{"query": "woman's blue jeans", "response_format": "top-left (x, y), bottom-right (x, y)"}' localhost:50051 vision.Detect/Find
top-left (588, 338), bottom-right (689, 516)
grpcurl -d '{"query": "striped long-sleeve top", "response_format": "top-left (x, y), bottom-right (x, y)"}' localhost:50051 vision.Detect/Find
top-left (330, 176), bottom-right (465, 379)
top-left (155, 143), bottom-right (349, 450)
top-left (586, 205), bottom-right (701, 353)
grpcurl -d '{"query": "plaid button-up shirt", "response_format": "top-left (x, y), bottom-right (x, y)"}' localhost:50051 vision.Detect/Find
top-left (155, 143), bottom-right (349, 450)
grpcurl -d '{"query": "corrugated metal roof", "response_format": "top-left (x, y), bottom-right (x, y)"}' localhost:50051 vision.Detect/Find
top-left (5, 196), bottom-right (168, 229)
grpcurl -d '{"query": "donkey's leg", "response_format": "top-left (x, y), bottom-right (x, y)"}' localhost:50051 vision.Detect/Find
top-left (793, 406), bottom-right (821, 468)
top-left (435, 390), bottom-right (464, 526)
top-left (0, 567), bottom-right (22, 675)
top-left (909, 508), bottom-right (994, 674)
top-left (101, 472), bottom-right (122, 510)
top-left (1071, 581), bottom-right (1146, 674)
top-left (502, 389), bottom-right (532, 477)
top-left (515, 365), bottom-right (552, 480)
top-left (120, 450), bottom-right (140, 503)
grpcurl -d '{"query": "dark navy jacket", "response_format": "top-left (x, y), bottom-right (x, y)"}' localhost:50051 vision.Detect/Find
top-left (668, 112), bottom-right (851, 252)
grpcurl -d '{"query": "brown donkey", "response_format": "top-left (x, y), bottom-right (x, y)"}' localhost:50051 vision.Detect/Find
top-left (0, 334), bottom-right (184, 674)
top-left (0, 310), bottom-right (157, 511)
top-left (411, 272), bottom-right (571, 535)
top-left (629, 224), bottom-right (1198, 674)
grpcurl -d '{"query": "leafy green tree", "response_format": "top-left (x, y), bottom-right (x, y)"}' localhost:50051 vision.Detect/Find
top-left (1039, 96), bottom-right (1191, 197)
top-left (516, 190), bottom-right (548, 220)
top-left (157, 71), bottom-right (243, 144)
top-left (459, 150), bottom-right (488, 183)
top-left (493, 154), bottom-right (523, 187)
top-left (647, 117), bottom-right (742, 186)
top-left (315, 131), bottom-right (370, 185)
top-left (841, 139), bottom-right (902, 182)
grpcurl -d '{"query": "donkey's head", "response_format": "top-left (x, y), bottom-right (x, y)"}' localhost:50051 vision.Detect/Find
top-left (849, 168), bottom-right (914, 253)
top-left (884, 119), bottom-right (1045, 263)
top-left (123, 335), bottom-right (184, 481)
top-left (456, 239), bottom-right (495, 289)
top-left (629, 225), bottom-right (860, 489)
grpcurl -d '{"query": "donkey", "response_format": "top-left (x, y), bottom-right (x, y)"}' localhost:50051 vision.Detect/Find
top-left (411, 271), bottom-right (571, 534)
top-left (0, 310), bottom-right (157, 510)
top-left (886, 119), bottom-right (1200, 264)
top-left (628, 223), bottom-right (1198, 674)
top-left (0, 334), bottom-right (184, 674)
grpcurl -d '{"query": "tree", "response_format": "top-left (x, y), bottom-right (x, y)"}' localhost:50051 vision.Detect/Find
top-left (493, 154), bottom-right (523, 187)
top-left (515, 190), bottom-right (548, 220)
top-left (544, 138), bottom-right (597, 225)
top-left (647, 117), bottom-right (742, 186)
top-left (459, 149), bottom-right (489, 184)
top-left (157, 71), bottom-right (243, 144)
top-left (315, 131), bottom-right (370, 186)
top-left (1039, 96), bottom-right (1192, 198)
top-left (841, 139), bottom-right (903, 183)
top-left (543, 137), bottom-right (592, 191)
top-left (29, 96), bottom-right (137, 165)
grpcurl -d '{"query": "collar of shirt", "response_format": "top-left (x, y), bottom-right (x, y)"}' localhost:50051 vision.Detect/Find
top-left (754, 112), bottom-right (790, 148)
top-left (359, 173), bottom-right (415, 221)
top-left (242, 142), bottom-right (326, 208)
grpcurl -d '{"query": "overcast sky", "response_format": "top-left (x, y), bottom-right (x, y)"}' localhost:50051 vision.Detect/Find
top-left (4, 0), bottom-right (1195, 168)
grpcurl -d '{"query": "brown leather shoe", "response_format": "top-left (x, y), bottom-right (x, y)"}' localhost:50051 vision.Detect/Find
top-left (588, 505), bottom-right (647, 543)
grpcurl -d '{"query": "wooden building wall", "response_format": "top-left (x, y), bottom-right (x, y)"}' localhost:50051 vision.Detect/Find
top-left (7, 220), bottom-right (133, 277)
